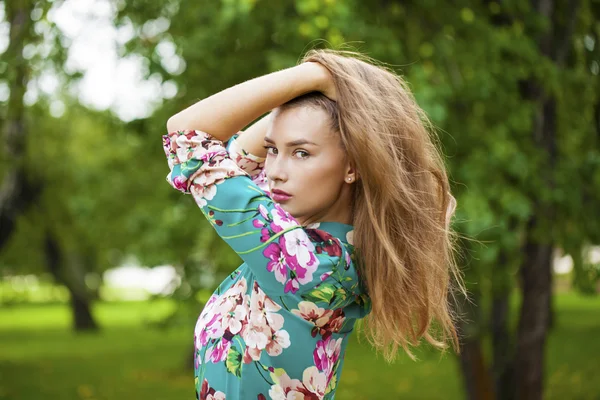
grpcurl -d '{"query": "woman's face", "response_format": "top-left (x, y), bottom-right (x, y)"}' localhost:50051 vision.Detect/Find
top-left (264, 106), bottom-right (356, 226)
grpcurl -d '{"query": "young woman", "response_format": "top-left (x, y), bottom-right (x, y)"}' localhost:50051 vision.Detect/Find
top-left (163, 49), bottom-right (462, 400)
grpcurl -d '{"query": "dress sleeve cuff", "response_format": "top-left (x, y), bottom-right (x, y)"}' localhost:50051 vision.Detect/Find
top-left (227, 137), bottom-right (266, 177)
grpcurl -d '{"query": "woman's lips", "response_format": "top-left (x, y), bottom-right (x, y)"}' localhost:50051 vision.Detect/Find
top-left (271, 190), bottom-right (292, 202)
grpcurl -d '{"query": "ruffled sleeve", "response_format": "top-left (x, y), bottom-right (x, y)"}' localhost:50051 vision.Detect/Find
top-left (226, 136), bottom-right (269, 193)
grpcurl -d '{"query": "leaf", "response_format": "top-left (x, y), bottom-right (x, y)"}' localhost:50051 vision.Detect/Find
top-left (330, 287), bottom-right (348, 308)
top-left (270, 367), bottom-right (287, 383)
top-left (302, 283), bottom-right (337, 304)
top-left (225, 345), bottom-right (242, 378)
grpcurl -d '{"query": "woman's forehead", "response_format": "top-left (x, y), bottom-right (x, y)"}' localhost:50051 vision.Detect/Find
top-left (269, 107), bottom-right (336, 145)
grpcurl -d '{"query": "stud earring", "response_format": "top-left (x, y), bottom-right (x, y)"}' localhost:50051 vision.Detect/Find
top-left (346, 177), bottom-right (353, 182)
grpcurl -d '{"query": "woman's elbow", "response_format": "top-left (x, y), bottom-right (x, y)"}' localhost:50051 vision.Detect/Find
top-left (166, 115), bottom-right (181, 133)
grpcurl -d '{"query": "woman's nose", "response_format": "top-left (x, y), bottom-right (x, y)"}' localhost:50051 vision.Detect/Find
top-left (266, 157), bottom-right (288, 182)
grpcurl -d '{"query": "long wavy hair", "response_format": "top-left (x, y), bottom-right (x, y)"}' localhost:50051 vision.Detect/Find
top-left (279, 49), bottom-right (465, 361)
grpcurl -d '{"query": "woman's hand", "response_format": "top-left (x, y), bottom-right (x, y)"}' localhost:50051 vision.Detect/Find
top-left (305, 61), bottom-right (337, 101)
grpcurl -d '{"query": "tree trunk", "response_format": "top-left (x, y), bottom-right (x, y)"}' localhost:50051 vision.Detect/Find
top-left (491, 249), bottom-right (515, 400)
top-left (511, 0), bottom-right (580, 397)
top-left (44, 230), bottom-right (99, 332)
top-left (455, 286), bottom-right (495, 400)
top-left (0, 0), bottom-right (37, 250)
top-left (70, 285), bottom-right (99, 331)
top-left (457, 337), bottom-right (495, 400)
top-left (513, 87), bottom-right (556, 400)
top-left (514, 218), bottom-right (553, 400)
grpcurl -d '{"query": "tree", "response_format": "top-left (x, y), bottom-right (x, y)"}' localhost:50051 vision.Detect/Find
top-left (0, 0), bottom-right (37, 249)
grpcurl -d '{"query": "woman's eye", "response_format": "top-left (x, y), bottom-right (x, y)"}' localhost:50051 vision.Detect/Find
top-left (294, 150), bottom-right (309, 159)
top-left (263, 145), bottom-right (277, 155)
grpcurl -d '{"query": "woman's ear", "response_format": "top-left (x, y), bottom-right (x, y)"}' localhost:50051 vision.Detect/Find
top-left (344, 162), bottom-right (359, 183)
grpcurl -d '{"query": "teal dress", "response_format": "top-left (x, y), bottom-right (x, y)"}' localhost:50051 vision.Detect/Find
top-left (162, 129), bottom-right (371, 400)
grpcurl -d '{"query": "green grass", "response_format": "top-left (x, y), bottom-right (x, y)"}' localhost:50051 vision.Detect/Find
top-left (0, 293), bottom-right (598, 400)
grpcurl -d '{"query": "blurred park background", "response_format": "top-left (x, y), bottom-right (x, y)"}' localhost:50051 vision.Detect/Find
top-left (1, 0), bottom-right (599, 399)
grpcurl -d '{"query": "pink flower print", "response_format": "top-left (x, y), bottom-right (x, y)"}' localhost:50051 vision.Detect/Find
top-left (292, 302), bottom-right (332, 328)
top-left (243, 346), bottom-right (261, 364)
top-left (190, 182), bottom-right (217, 208)
top-left (281, 231), bottom-right (319, 285)
top-left (268, 367), bottom-right (327, 400)
top-left (292, 302), bottom-right (345, 339)
top-left (306, 229), bottom-right (343, 256)
top-left (258, 204), bottom-right (269, 220)
top-left (313, 336), bottom-right (343, 383)
top-left (270, 204), bottom-right (296, 233)
top-left (199, 378), bottom-right (226, 400)
top-left (206, 338), bottom-right (231, 363)
top-left (228, 138), bottom-right (265, 176)
top-left (198, 313), bottom-right (225, 347)
top-left (214, 280), bottom-right (247, 322)
top-left (265, 329), bottom-right (291, 357)
top-left (344, 250), bottom-right (352, 270)
top-left (322, 239), bottom-right (342, 257)
top-left (195, 280), bottom-right (248, 350)
top-left (302, 366), bottom-right (328, 398)
top-left (171, 175), bottom-right (188, 192)
top-left (182, 129), bottom-right (200, 141)
top-left (162, 135), bottom-right (171, 149)
top-left (252, 219), bottom-right (265, 228)
top-left (189, 156), bottom-right (240, 207)
top-left (242, 282), bottom-right (290, 361)
top-left (249, 282), bottom-right (284, 330)
top-left (195, 294), bottom-right (223, 347)
top-left (243, 322), bottom-right (270, 361)
top-left (221, 303), bottom-right (247, 335)
top-left (174, 135), bottom-right (194, 162)
top-left (203, 294), bottom-right (219, 314)
top-left (268, 373), bottom-right (304, 400)
top-left (306, 229), bottom-right (333, 243)
top-left (263, 242), bottom-right (288, 284)
top-left (283, 230), bottom-right (318, 270)
top-left (253, 170), bottom-right (269, 193)
top-left (213, 295), bottom-right (235, 316)
top-left (284, 278), bottom-right (300, 294)
top-left (195, 295), bottom-right (218, 326)
top-left (321, 308), bottom-right (345, 339)
top-left (233, 153), bottom-right (263, 176)
top-left (320, 271), bottom-right (332, 282)
top-left (260, 228), bottom-right (270, 243)
top-left (221, 277), bottom-right (247, 300)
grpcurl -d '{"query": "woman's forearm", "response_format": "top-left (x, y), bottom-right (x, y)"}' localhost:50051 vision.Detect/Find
top-left (234, 113), bottom-right (271, 158)
top-left (166, 62), bottom-right (328, 141)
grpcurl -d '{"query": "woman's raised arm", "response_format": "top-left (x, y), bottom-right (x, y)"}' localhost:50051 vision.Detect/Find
top-left (166, 62), bottom-right (333, 142)
top-left (233, 113), bottom-right (272, 159)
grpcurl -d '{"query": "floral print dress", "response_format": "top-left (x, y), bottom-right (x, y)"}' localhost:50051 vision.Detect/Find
top-left (163, 129), bottom-right (371, 400)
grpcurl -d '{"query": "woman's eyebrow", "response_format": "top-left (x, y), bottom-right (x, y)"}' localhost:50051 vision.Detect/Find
top-left (264, 136), bottom-right (318, 146)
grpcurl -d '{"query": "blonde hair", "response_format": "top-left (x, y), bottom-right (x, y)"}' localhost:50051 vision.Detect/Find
top-left (286, 49), bottom-right (465, 361)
